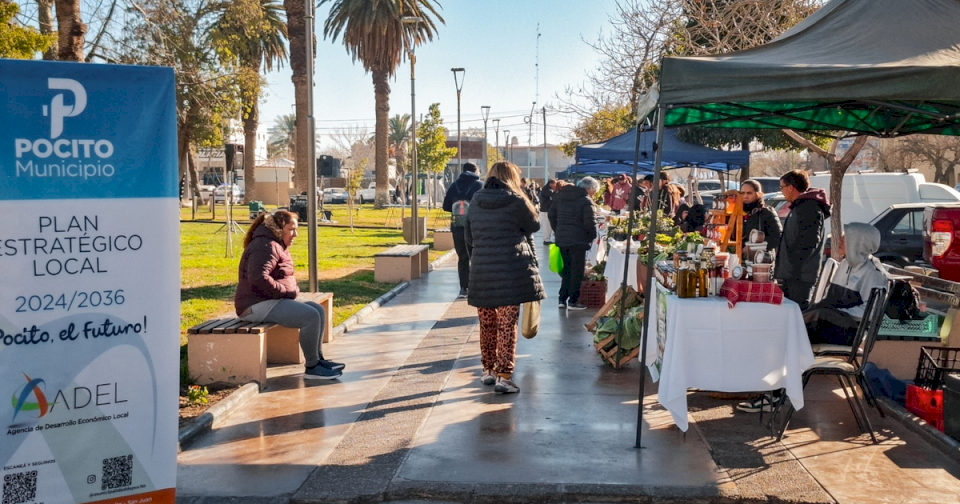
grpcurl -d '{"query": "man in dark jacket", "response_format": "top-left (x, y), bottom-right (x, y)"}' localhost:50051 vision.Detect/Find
top-left (549, 176), bottom-right (600, 310)
top-left (538, 179), bottom-right (557, 244)
top-left (774, 170), bottom-right (831, 310)
top-left (443, 162), bottom-right (484, 299)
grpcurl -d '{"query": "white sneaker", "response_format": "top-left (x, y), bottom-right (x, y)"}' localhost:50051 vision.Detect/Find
top-left (494, 376), bottom-right (519, 394)
top-left (481, 369), bottom-right (496, 386)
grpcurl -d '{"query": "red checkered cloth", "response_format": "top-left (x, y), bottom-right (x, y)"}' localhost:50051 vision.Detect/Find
top-left (719, 279), bottom-right (784, 308)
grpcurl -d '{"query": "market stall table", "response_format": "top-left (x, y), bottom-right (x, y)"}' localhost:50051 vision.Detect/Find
top-left (604, 241), bottom-right (641, 299)
top-left (645, 284), bottom-right (815, 431)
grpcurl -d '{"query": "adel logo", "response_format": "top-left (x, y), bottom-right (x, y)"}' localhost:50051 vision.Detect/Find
top-left (10, 373), bottom-right (49, 422)
top-left (14, 77), bottom-right (116, 179)
top-left (8, 373), bottom-right (128, 427)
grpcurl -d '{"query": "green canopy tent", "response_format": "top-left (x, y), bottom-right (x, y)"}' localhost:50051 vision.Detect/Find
top-left (629, 0), bottom-right (960, 446)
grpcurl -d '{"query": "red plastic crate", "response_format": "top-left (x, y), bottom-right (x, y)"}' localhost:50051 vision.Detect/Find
top-left (580, 280), bottom-right (607, 308)
top-left (906, 384), bottom-right (944, 432)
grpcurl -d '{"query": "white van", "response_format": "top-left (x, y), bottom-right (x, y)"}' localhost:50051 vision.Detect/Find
top-left (806, 171), bottom-right (960, 233)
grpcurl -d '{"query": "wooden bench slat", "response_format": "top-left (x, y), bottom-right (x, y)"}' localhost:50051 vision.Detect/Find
top-left (234, 321), bottom-right (269, 334)
top-left (188, 318), bottom-right (231, 334)
top-left (212, 319), bottom-right (249, 334)
top-left (376, 244), bottom-right (429, 257)
top-left (197, 319), bottom-right (238, 334)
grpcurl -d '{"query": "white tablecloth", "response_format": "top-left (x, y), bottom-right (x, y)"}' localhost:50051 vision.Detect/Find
top-left (604, 243), bottom-right (640, 299)
top-left (645, 286), bottom-right (815, 431)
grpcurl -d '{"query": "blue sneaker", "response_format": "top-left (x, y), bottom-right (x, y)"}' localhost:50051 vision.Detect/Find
top-left (319, 358), bottom-right (345, 371)
top-left (304, 364), bottom-right (342, 380)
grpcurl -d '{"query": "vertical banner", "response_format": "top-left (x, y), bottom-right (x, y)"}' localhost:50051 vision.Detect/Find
top-left (0, 61), bottom-right (179, 504)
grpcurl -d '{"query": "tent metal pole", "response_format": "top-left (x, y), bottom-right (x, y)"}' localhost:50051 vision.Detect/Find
top-left (614, 127), bottom-right (645, 371)
top-left (636, 106), bottom-right (665, 449)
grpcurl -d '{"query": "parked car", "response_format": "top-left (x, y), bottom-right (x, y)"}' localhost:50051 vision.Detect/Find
top-left (923, 203), bottom-right (960, 281)
top-left (356, 182), bottom-right (396, 204)
top-left (322, 187), bottom-right (351, 204)
top-left (867, 203), bottom-right (932, 267)
top-left (808, 171), bottom-right (960, 235)
top-left (696, 179), bottom-right (739, 193)
top-left (213, 184), bottom-right (242, 204)
top-left (197, 184), bottom-right (216, 203)
top-left (751, 176), bottom-right (782, 195)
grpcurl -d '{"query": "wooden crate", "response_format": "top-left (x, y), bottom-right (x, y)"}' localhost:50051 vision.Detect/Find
top-left (594, 330), bottom-right (642, 368)
top-left (584, 285), bottom-right (640, 333)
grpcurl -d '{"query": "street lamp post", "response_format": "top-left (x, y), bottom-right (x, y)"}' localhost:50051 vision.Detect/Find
top-left (480, 105), bottom-right (491, 172)
top-left (493, 118), bottom-right (500, 164)
top-left (305, 0), bottom-right (318, 292)
top-left (451, 68), bottom-right (465, 178)
top-left (503, 130), bottom-right (511, 164)
top-left (404, 17), bottom-right (423, 244)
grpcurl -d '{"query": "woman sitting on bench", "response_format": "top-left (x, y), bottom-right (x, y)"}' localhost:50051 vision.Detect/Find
top-left (235, 210), bottom-right (344, 380)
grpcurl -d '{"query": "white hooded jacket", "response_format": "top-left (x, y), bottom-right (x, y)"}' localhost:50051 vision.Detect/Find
top-left (829, 222), bottom-right (889, 319)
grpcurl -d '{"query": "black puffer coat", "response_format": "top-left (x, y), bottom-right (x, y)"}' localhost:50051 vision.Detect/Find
top-left (775, 188), bottom-right (831, 284)
top-left (548, 185), bottom-right (598, 248)
top-left (742, 202), bottom-right (782, 252)
top-left (464, 178), bottom-right (546, 308)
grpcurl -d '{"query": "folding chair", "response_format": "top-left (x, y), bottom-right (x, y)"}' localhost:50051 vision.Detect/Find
top-left (774, 286), bottom-right (891, 444)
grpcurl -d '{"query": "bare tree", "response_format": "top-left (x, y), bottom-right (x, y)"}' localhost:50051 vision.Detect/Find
top-left (898, 135), bottom-right (960, 187)
top-left (36, 0), bottom-right (58, 59)
top-left (783, 131), bottom-right (870, 258)
top-left (55, 0), bottom-right (87, 61)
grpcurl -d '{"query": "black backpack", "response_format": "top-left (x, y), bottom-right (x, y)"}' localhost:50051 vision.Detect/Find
top-left (885, 278), bottom-right (924, 321)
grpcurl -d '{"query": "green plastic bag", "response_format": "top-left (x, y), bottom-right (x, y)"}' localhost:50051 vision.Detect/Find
top-left (549, 244), bottom-right (563, 274)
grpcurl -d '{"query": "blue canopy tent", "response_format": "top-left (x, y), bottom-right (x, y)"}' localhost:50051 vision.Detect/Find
top-left (572, 127), bottom-right (750, 176)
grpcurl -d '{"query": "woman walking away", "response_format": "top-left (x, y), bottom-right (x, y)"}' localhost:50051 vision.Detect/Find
top-left (465, 161), bottom-right (546, 394)
top-left (548, 177), bottom-right (600, 310)
top-left (235, 210), bottom-right (344, 380)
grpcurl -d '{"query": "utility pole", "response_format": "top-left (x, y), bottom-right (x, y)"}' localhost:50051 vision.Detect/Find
top-left (305, 0), bottom-right (318, 291)
top-left (481, 105), bottom-right (491, 173)
top-left (542, 106), bottom-right (548, 183)
top-left (451, 68), bottom-right (465, 179)
top-left (504, 130), bottom-right (511, 164)
top-left (493, 118), bottom-right (500, 164)
top-left (524, 102), bottom-right (536, 180)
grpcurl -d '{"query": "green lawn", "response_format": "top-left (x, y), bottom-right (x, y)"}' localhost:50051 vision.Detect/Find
top-left (179, 210), bottom-right (449, 383)
top-left (181, 201), bottom-right (452, 229)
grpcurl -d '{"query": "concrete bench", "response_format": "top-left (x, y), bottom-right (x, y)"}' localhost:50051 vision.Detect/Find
top-left (433, 229), bottom-right (454, 251)
top-left (187, 292), bottom-right (333, 388)
top-left (374, 244), bottom-right (430, 283)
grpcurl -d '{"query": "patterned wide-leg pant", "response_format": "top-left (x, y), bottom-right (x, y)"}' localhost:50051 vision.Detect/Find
top-left (477, 305), bottom-right (520, 377)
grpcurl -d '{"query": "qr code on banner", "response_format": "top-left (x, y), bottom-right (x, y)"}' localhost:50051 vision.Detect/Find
top-left (101, 455), bottom-right (133, 491)
top-left (3, 470), bottom-right (37, 504)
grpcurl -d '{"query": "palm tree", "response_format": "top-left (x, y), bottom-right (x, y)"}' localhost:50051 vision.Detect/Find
top-left (389, 113), bottom-right (411, 200)
top-left (212, 0), bottom-right (288, 202)
top-left (321, 0), bottom-right (443, 208)
top-left (268, 113), bottom-right (297, 159)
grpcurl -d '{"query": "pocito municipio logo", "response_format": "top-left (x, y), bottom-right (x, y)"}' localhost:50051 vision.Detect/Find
top-left (14, 78), bottom-right (116, 179)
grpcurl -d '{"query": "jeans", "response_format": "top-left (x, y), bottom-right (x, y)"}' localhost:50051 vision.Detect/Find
top-left (539, 212), bottom-right (553, 243)
top-left (261, 299), bottom-right (326, 368)
top-left (452, 226), bottom-right (470, 290)
top-left (559, 245), bottom-right (587, 304)
top-left (780, 279), bottom-right (815, 310)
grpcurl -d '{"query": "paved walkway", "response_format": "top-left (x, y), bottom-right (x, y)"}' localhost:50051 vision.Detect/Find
top-left (176, 247), bottom-right (960, 504)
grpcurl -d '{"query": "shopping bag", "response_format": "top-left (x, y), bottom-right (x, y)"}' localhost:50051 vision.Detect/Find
top-left (521, 300), bottom-right (540, 339)
top-left (548, 244), bottom-right (563, 274)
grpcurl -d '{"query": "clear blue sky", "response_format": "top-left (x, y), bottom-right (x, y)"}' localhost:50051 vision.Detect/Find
top-left (259, 0), bottom-right (623, 152)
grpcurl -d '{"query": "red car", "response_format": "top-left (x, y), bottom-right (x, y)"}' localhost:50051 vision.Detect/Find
top-left (923, 203), bottom-right (960, 281)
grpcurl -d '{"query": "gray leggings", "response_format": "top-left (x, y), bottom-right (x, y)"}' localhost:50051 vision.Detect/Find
top-left (262, 299), bottom-right (326, 368)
